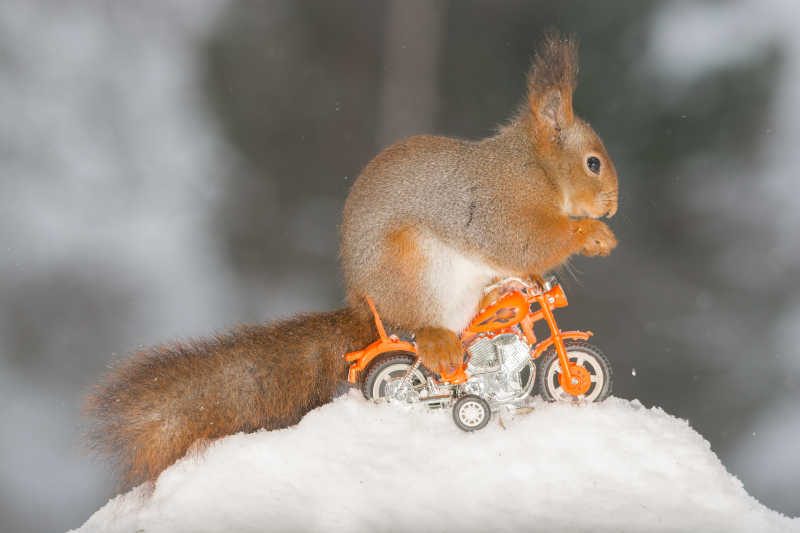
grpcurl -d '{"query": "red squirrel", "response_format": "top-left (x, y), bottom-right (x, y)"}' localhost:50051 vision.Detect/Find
top-left (342, 33), bottom-right (617, 373)
top-left (86, 32), bottom-right (617, 490)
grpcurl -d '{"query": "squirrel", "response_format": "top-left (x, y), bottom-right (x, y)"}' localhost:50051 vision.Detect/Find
top-left (341, 32), bottom-right (617, 372)
top-left (86, 32), bottom-right (618, 491)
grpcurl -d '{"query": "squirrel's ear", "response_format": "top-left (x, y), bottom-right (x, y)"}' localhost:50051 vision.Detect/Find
top-left (537, 89), bottom-right (570, 131)
top-left (527, 31), bottom-right (578, 134)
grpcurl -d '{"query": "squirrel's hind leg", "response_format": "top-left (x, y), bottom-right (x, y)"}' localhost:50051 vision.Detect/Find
top-left (353, 227), bottom-right (493, 373)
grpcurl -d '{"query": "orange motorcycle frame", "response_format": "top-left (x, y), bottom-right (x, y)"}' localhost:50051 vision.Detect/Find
top-left (345, 280), bottom-right (593, 395)
top-left (345, 296), bottom-right (417, 384)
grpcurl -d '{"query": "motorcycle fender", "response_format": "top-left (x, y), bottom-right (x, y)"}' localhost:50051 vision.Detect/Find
top-left (531, 330), bottom-right (593, 359)
top-left (346, 339), bottom-right (417, 383)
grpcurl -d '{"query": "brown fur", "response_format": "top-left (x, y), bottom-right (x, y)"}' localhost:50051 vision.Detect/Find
top-left (341, 32), bottom-right (619, 369)
top-left (415, 327), bottom-right (464, 372)
top-left (85, 308), bottom-right (375, 490)
top-left (368, 226), bottom-right (427, 328)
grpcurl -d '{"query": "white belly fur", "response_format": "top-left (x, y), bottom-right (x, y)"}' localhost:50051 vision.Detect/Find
top-left (418, 232), bottom-right (500, 332)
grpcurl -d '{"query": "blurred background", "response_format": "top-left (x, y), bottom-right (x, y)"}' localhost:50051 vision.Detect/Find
top-left (1, 1), bottom-right (798, 531)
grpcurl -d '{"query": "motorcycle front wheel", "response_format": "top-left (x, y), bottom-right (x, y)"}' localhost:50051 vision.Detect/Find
top-left (536, 341), bottom-right (613, 403)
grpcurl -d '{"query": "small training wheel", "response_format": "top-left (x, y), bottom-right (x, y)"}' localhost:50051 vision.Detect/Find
top-left (452, 395), bottom-right (491, 432)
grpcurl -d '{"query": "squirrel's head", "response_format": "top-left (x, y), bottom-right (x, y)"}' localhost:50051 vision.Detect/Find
top-left (525, 32), bottom-right (618, 219)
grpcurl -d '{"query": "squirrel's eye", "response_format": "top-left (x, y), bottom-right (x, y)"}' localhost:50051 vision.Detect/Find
top-left (587, 156), bottom-right (601, 174)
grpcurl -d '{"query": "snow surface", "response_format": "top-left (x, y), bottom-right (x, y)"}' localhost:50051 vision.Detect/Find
top-left (74, 393), bottom-right (799, 533)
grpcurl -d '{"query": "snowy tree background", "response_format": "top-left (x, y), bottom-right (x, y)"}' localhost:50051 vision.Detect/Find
top-left (0, 1), bottom-right (797, 531)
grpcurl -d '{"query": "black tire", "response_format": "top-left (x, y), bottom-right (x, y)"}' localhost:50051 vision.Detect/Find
top-left (452, 395), bottom-right (492, 431)
top-left (361, 352), bottom-right (429, 401)
top-left (535, 341), bottom-right (613, 403)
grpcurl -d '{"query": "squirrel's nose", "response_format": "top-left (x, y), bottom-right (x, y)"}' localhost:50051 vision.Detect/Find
top-left (606, 202), bottom-right (618, 218)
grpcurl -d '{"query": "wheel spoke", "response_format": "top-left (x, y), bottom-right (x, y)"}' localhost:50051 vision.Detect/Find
top-left (369, 360), bottom-right (428, 401)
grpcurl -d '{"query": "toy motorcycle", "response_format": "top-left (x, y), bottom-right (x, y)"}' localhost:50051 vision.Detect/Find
top-left (345, 275), bottom-right (612, 431)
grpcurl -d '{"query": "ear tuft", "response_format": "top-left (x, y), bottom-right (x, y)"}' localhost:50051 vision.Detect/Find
top-left (528, 30), bottom-right (579, 98)
top-left (527, 30), bottom-right (578, 129)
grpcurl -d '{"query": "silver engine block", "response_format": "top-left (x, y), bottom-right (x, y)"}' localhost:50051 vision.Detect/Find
top-left (465, 333), bottom-right (534, 404)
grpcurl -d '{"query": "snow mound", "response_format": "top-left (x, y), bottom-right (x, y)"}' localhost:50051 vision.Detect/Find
top-left (75, 393), bottom-right (798, 533)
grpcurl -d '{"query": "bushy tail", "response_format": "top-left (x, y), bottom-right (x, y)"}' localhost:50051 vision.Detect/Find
top-left (85, 307), bottom-right (375, 490)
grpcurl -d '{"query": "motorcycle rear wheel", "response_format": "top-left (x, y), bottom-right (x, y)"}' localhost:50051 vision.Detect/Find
top-left (361, 352), bottom-right (429, 401)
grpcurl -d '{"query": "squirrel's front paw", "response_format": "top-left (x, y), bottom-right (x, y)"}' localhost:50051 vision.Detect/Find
top-left (416, 327), bottom-right (465, 373)
top-left (576, 219), bottom-right (617, 257)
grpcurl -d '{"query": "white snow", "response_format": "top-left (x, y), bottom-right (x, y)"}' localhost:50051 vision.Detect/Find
top-left (74, 393), bottom-right (798, 533)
